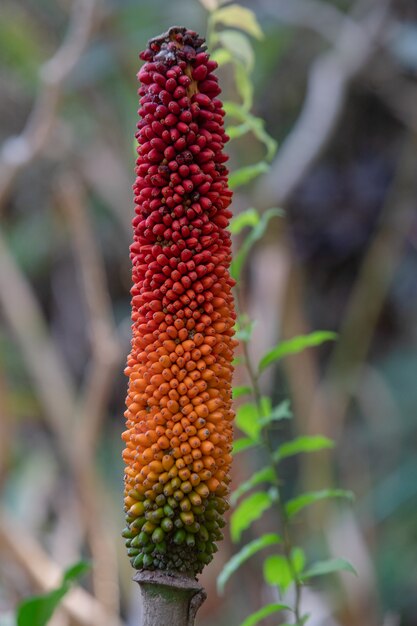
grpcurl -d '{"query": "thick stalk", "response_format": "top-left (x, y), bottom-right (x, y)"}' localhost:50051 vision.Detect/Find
top-left (135, 571), bottom-right (206, 626)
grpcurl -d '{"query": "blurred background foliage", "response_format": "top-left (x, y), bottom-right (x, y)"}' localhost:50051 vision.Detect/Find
top-left (1, 0), bottom-right (417, 625)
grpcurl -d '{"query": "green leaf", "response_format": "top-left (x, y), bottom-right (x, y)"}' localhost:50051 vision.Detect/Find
top-left (263, 548), bottom-right (305, 592)
top-left (217, 30), bottom-right (254, 70)
top-left (17, 589), bottom-right (68, 626)
top-left (232, 437), bottom-right (257, 455)
top-left (260, 396), bottom-right (271, 415)
top-left (231, 491), bottom-right (275, 542)
top-left (235, 402), bottom-right (260, 440)
top-left (301, 558), bottom-right (357, 581)
top-left (259, 400), bottom-right (292, 429)
top-left (259, 331), bottom-right (338, 373)
top-left (231, 208), bottom-right (282, 280)
top-left (230, 466), bottom-right (275, 506)
top-left (62, 560), bottom-right (90, 584)
top-left (224, 100), bottom-right (246, 119)
top-left (234, 63), bottom-right (253, 110)
top-left (224, 103), bottom-right (277, 160)
top-left (226, 122), bottom-right (252, 140)
top-left (286, 489), bottom-right (354, 518)
top-left (249, 121), bottom-right (278, 161)
top-left (17, 561), bottom-right (90, 626)
top-left (291, 547), bottom-right (306, 575)
top-left (263, 555), bottom-right (291, 590)
top-left (232, 386), bottom-right (252, 399)
top-left (217, 533), bottom-right (282, 594)
top-left (240, 603), bottom-right (290, 626)
top-left (229, 208), bottom-right (260, 235)
top-left (211, 47), bottom-right (232, 66)
top-left (229, 161), bottom-right (269, 189)
top-left (213, 4), bottom-right (264, 39)
top-left (274, 435), bottom-right (334, 462)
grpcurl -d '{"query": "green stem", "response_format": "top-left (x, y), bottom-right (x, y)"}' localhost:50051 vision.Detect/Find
top-left (264, 441), bottom-right (302, 624)
top-left (241, 337), bottom-right (302, 624)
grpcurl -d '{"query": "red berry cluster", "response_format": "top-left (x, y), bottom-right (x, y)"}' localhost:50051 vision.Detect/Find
top-left (122, 27), bottom-right (237, 576)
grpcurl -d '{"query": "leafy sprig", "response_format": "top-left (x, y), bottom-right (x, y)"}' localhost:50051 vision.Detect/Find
top-left (201, 3), bottom-right (357, 625)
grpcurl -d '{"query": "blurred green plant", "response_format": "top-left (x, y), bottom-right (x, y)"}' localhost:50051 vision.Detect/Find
top-left (15, 561), bottom-right (90, 626)
top-left (200, 2), bottom-right (357, 624)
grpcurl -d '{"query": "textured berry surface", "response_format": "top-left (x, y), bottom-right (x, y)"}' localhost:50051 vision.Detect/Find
top-left (122, 27), bottom-right (237, 576)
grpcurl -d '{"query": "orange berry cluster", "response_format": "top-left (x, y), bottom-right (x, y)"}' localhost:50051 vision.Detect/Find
top-left (122, 27), bottom-right (237, 576)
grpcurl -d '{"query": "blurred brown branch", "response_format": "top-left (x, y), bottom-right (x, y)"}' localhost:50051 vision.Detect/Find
top-left (0, 202), bottom-right (121, 616)
top-left (256, 0), bottom-right (391, 208)
top-left (0, 231), bottom-right (76, 443)
top-left (55, 172), bottom-right (122, 450)
top-left (0, 0), bottom-right (126, 616)
top-left (0, 0), bottom-right (97, 206)
top-left (79, 141), bottom-right (134, 239)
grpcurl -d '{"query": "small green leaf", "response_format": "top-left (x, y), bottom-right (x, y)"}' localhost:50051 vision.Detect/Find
top-left (274, 435), bottom-right (334, 462)
top-left (230, 466), bottom-right (275, 506)
top-left (17, 589), bottom-right (68, 626)
top-left (259, 400), bottom-right (292, 429)
top-left (232, 386), bottom-right (252, 399)
top-left (263, 548), bottom-right (304, 592)
top-left (263, 555), bottom-right (292, 590)
top-left (232, 437), bottom-right (257, 455)
top-left (231, 491), bottom-right (274, 542)
top-left (236, 402), bottom-right (261, 441)
top-left (224, 103), bottom-right (277, 160)
top-left (234, 63), bottom-right (253, 109)
top-left (259, 396), bottom-right (271, 415)
top-left (217, 30), bottom-right (254, 70)
top-left (246, 118), bottom-right (278, 161)
top-left (286, 489), bottom-right (354, 518)
top-left (223, 101), bottom-right (245, 119)
top-left (62, 560), bottom-right (90, 584)
top-left (240, 603), bottom-right (290, 626)
top-left (291, 547), bottom-right (306, 575)
top-left (213, 4), bottom-right (264, 39)
top-left (229, 208), bottom-right (260, 235)
top-left (226, 122), bottom-right (251, 140)
top-left (302, 557), bottom-right (357, 580)
top-left (211, 47), bottom-right (232, 66)
top-left (259, 331), bottom-right (338, 373)
top-left (231, 207), bottom-right (282, 280)
top-left (17, 561), bottom-right (90, 626)
top-left (217, 533), bottom-right (282, 594)
top-left (229, 162), bottom-right (269, 189)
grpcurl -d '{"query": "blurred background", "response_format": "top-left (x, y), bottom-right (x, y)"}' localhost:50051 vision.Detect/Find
top-left (1, 0), bottom-right (417, 625)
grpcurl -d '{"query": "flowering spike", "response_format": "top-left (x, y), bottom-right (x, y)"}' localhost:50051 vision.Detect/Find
top-left (122, 26), bottom-right (237, 577)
